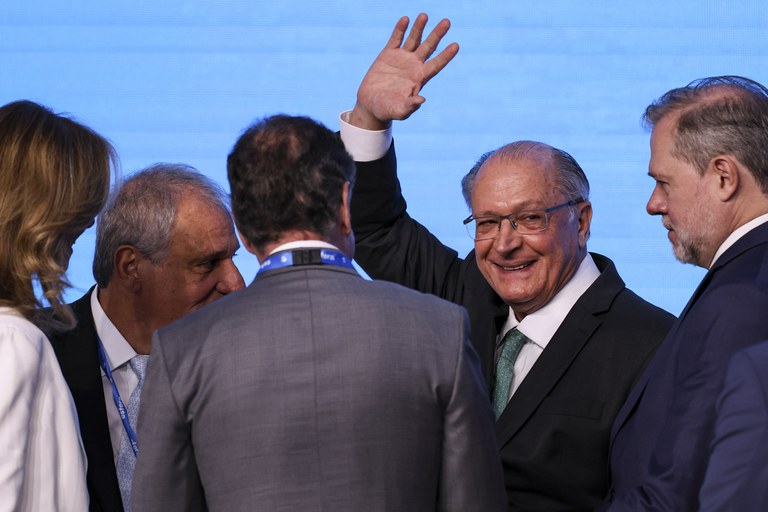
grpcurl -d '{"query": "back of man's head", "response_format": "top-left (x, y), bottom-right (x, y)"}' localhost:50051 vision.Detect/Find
top-left (92, 163), bottom-right (231, 288)
top-left (643, 75), bottom-right (768, 194)
top-left (227, 115), bottom-right (356, 252)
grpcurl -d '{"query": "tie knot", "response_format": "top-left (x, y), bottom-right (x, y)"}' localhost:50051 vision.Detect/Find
top-left (130, 355), bottom-right (150, 382)
top-left (502, 327), bottom-right (527, 350)
top-left (498, 328), bottom-right (528, 364)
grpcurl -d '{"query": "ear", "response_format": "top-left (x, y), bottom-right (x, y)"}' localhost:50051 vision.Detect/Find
top-left (576, 200), bottom-right (593, 248)
top-left (113, 245), bottom-right (142, 293)
top-left (338, 181), bottom-right (353, 237)
top-left (709, 155), bottom-right (739, 202)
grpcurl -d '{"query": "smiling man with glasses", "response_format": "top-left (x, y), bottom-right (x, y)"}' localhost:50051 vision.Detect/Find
top-left (342, 14), bottom-right (676, 511)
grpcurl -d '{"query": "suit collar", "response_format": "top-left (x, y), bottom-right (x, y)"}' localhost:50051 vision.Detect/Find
top-left (495, 253), bottom-right (625, 444)
top-left (710, 220), bottom-right (768, 272)
top-left (511, 254), bottom-right (601, 350)
top-left (609, 223), bottom-right (768, 447)
top-left (679, 221), bottom-right (768, 322)
top-left (709, 213), bottom-right (768, 268)
top-left (89, 287), bottom-right (136, 372)
top-left (252, 262), bottom-right (360, 284)
top-left (53, 288), bottom-right (101, 389)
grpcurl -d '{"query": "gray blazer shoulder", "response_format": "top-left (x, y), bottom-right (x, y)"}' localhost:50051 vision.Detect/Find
top-left (133, 265), bottom-right (506, 512)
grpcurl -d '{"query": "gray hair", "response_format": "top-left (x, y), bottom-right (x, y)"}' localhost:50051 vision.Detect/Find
top-left (92, 163), bottom-right (231, 287)
top-left (643, 76), bottom-right (768, 193)
top-left (461, 141), bottom-right (590, 209)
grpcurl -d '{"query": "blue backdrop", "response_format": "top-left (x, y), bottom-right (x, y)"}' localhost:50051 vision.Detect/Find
top-left (3, 1), bottom-right (767, 314)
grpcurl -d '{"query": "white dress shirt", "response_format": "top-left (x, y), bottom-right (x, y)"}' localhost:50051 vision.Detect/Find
top-left (499, 255), bottom-right (600, 398)
top-left (268, 239), bottom-right (341, 256)
top-left (339, 110), bottom-right (392, 162)
top-left (90, 288), bottom-right (140, 462)
top-left (0, 307), bottom-right (89, 511)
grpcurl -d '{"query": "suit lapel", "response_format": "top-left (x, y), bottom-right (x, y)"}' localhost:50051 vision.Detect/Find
top-left (495, 310), bottom-right (600, 444)
top-left (495, 254), bottom-right (621, 445)
top-left (608, 273), bottom-right (711, 442)
top-left (609, 223), bottom-right (768, 445)
top-left (51, 290), bottom-right (124, 512)
top-left (478, 301), bottom-right (511, 393)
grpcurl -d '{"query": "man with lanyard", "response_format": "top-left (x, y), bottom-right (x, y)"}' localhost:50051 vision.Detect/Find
top-left (130, 114), bottom-right (507, 511)
top-left (49, 163), bottom-right (244, 512)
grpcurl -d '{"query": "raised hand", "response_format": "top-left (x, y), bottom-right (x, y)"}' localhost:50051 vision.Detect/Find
top-left (349, 13), bottom-right (459, 130)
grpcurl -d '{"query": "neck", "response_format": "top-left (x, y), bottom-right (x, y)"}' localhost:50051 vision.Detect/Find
top-left (97, 287), bottom-right (153, 355)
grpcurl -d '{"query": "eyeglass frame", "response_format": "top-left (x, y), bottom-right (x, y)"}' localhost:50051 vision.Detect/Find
top-left (462, 198), bottom-right (585, 241)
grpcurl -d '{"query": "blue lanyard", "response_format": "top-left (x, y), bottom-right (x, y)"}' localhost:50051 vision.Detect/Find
top-left (258, 249), bottom-right (354, 275)
top-left (96, 338), bottom-right (139, 457)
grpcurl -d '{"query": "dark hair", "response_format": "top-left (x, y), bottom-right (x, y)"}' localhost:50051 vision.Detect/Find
top-left (93, 163), bottom-right (231, 287)
top-left (643, 76), bottom-right (768, 193)
top-left (227, 115), bottom-right (355, 251)
top-left (461, 141), bottom-right (590, 208)
top-left (0, 100), bottom-right (116, 328)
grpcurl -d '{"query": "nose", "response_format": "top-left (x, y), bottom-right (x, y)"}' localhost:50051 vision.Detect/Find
top-left (217, 259), bottom-right (246, 294)
top-left (491, 217), bottom-right (524, 253)
top-left (646, 184), bottom-right (665, 216)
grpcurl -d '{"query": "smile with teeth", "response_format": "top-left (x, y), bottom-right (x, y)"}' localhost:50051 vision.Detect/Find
top-left (497, 261), bottom-right (533, 271)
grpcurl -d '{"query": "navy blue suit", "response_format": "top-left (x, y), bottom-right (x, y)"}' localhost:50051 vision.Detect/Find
top-left (699, 340), bottom-right (768, 512)
top-left (602, 222), bottom-right (768, 511)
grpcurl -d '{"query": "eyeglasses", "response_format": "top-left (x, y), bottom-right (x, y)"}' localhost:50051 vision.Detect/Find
top-left (463, 199), bottom-right (584, 241)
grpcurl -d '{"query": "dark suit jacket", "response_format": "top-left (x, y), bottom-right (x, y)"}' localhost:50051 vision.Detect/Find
top-left (350, 144), bottom-right (675, 511)
top-left (603, 222), bottom-right (768, 511)
top-left (132, 261), bottom-right (507, 512)
top-left (699, 340), bottom-right (768, 511)
top-left (49, 290), bottom-right (124, 512)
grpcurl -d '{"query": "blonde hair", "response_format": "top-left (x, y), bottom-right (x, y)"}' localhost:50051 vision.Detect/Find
top-left (0, 100), bottom-right (116, 329)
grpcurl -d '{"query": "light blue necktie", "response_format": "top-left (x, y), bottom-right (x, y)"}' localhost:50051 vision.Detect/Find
top-left (492, 328), bottom-right (528, 419)
top-left (116, 355), bottom-right (149, 512)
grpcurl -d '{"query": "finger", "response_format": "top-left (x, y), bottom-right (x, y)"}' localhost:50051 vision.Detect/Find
top-left (385, 16), bottom-right (410, 49)
top-left (392, 97), bottom-right (426, 121)
top-left (415, 18), bottom-right (451, 61)
top-left (422, 42), bottom-right (460, 85)
top-left (406, 96), bottom-right (427, 117)
top-left (402, 12), bottom-right (428, 52)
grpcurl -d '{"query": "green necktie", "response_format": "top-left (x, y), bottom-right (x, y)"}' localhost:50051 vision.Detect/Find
top-left (492, 328), bottom-right (528, 419)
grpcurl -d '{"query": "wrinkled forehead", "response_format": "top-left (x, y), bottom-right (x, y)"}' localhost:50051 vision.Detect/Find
top-left (172, 196), bottom-right (236, 241)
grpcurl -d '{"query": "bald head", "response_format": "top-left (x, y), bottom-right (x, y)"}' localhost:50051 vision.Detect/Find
top-left (461, 141), bottom-right (590, 209)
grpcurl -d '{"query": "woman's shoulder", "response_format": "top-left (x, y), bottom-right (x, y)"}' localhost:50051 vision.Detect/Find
top-left (0, 307), bottom-right (48, 357)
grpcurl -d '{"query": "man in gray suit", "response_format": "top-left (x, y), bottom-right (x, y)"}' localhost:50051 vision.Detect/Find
top-left (131, 114), bottom-right (507, 512)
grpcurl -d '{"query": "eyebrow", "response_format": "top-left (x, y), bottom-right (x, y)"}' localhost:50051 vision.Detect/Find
top-left (192, 244), bottom-right (239, 264)
top-left (474, 202), bottom-right (547, 216)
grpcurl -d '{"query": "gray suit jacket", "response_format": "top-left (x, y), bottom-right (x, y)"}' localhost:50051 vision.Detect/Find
top-left (131, 259), bottom-right (507, 512)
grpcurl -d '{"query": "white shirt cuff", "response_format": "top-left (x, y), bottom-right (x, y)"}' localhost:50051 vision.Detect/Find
top-left (339, 110), bottom-right (392, 162)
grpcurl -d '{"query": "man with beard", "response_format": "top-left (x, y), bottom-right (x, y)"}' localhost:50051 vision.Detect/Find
top-left (600, 76), bottom-right (768, 511)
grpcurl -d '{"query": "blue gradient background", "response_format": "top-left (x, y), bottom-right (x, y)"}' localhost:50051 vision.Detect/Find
top-left (2, 1), bottom-right (767, 314)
